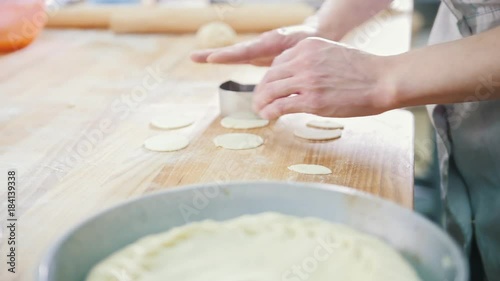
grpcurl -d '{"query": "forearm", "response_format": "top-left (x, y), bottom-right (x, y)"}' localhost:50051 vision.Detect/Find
top-left (311, 0), bottom-right (393, 40)
top-left (387, 26), bottom-right (500, 108)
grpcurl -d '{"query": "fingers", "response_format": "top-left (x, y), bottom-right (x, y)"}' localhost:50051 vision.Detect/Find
top-left (258, 95), bottom-right (306, 120)
top-left (190, 44), bottom-right (257, 65)
top-left (204, 39), bottom-right (262, 63)
top-left (207, 30), bottom-right (288, 64)
top-left (257, 63), bottom-right (294, 87)
top-left (253, 77), bottom-right (301, 113)
top-left (271, 48), bottom-right (296, 66)
top-left (190, 39), bottom-right (263, 64)
top-left (248, 56), bottom-right (275, 67)
top-left (192, 29), bottom-right (296, 65)
top-left (254, 49), bottom-right (298, 93)
top-left (253, 47), bottom-right (301, 113)
top-left (190, 49), bottom-right (218, 63)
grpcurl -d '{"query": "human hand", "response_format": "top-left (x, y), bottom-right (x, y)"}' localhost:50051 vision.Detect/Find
top-left (252, 37), bottom-right (396, 119)
top-left (190, 25), bottom-right (319, 66)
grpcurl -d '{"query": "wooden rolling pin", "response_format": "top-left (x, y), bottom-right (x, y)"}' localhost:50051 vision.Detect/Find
top-left (46, 6), bottom-right (115, 29)
top-left (46, 4), bottom-right (315, 33)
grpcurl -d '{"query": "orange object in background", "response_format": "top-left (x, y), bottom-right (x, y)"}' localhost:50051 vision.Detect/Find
top-left (0, 0), bottom-right (46, 53)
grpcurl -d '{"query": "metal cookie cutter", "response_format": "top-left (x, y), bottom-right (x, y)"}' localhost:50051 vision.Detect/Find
top-left (218, 80), bottom-right (256, 117)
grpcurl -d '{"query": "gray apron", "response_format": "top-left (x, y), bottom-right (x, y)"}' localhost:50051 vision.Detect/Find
top-left (428, 1), bottom-right (500, 280)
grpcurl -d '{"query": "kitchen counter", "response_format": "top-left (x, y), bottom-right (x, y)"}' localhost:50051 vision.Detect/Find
top-left (0, 2), bottom-right (413, 280)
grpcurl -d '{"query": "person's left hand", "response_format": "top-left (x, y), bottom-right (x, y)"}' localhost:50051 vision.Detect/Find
top-left (253, 37), bottom-right (397, 119)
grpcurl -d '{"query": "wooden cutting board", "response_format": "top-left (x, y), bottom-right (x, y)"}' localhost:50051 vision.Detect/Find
top-left (0, 3), bottom-right (413, 280)
top-left (144, 109), bottom-right (414, 203)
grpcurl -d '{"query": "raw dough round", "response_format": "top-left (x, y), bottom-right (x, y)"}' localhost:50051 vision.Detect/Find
top-left (144, 134), bottom-right (189, 152)
top-left (86, 213), bottom-right (422, 281)
top-left (288, 164), bottom-right (332, 175)
top-left (220, 113), bottom-right (269, 129)
top-left (294, 127), bottom-right (342, 141)
top-left (213, 133), bottom-right (263, 150)
top-left (196, 21), bottom-right (237, 49)
top-left (151, 116), bottom-right (194, 130)
top-left (307, 119), bottom-right (344, 130)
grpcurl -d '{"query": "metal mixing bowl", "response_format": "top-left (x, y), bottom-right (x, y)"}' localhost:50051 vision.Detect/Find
top-left (37, 181), bottom-right (468, 281)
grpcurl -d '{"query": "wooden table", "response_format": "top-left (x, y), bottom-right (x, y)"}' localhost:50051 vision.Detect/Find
top-left (0, 4), bottom-right (413, 281)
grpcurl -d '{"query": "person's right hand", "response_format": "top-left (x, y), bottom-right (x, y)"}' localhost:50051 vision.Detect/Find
top-left (190, 25), bottom-right (319, 66)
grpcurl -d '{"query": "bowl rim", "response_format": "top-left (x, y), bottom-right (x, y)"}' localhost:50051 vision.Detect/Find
top-left (36, 180), bottom-right (468, 281)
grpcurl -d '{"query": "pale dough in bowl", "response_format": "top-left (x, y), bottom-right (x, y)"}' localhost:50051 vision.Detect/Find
top-left (86, 213), bottom-right (422, 281)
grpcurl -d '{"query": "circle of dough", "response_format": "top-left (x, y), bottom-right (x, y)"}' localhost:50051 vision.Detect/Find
top-left (213, 133), bottom-right (263, 150)
top-left (144, 135), bottom-right (189, 152)
top-left (196, 21), bottom-right (237, 49)
top-left (288, 164), bottom-right (332, 175)
top-left (294, 127), bottom-right (342, 141)
top-left (307, 119), bottom-right (344, 130)
top-left (151, 116), bottom-right (194, 130)
top-left (85, 213), bottom-right (422, 281)
top-left (220, 116), bottom-right (269, 129)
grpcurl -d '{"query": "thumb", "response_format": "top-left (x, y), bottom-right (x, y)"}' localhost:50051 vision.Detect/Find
top-left (190, 49), bottom-right (218, 63)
